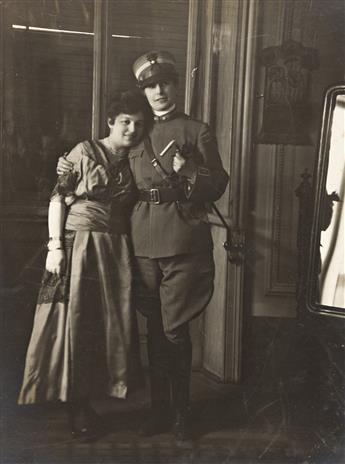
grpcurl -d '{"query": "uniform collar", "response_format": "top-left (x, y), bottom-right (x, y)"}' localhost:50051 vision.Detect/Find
top-left (153, 105), bottom-right (178, 122)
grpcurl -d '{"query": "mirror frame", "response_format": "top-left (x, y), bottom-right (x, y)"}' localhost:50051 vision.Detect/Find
top-left (306, 83), bottom-right (345, 319)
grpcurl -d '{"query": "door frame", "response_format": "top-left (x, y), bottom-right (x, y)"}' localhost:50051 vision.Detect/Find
top-left (190, 0), bottom-right (259, 382)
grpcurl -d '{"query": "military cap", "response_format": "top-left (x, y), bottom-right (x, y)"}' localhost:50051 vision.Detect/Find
top-left (132, 50), bottom-right (178, 88)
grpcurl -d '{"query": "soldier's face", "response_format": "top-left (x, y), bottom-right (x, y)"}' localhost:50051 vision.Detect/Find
top-left (143, 80), bottom-right (177, 112)
top-left (108, 112), bottom-right (145, 148)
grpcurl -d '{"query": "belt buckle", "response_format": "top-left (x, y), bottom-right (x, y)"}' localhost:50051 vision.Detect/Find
top-left (149, 188), bottom-right (160, 204)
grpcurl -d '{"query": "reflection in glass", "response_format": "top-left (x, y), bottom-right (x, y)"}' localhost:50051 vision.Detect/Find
top-left (319, 94), bottom-right (345, 308)
top-left (2, 0), bottom-right (94, 203)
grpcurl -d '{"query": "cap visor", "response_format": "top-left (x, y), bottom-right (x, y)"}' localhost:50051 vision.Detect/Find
top-left (139, 72), bottom-right (177, 88)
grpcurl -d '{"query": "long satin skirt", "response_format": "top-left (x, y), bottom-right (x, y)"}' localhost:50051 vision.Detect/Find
top-left (18, 230), bottom-right (140, 404)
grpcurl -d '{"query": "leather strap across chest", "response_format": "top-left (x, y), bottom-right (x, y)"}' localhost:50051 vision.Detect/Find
top-left (138, 137), bottom-right (183, 204)
top-left (143, 137), bottom-right (176, 186)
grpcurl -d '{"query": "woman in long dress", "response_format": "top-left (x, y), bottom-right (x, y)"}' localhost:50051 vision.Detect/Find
top-left (18, 90), bottom-right (152, 439)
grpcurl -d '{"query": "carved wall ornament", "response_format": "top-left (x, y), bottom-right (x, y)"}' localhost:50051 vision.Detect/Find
top-left (257, 40), bottom-right (319, 145)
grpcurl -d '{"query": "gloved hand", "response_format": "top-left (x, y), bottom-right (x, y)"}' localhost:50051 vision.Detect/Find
top-left (173, 149), bottom-right (196, 178)
top-left (172, 149), bottom-right (186, 173)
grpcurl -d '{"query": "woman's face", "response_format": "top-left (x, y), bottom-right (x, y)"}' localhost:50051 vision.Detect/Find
top-left (108, 111), bottom-right (145, 148)
top-left (143, 80), bottom-right (177, 112)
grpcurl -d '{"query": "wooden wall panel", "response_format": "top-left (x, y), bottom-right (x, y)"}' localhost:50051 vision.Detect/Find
top-left (248, 0), bottom-right (345, 317)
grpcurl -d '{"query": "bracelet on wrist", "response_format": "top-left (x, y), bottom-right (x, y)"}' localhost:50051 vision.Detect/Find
top-left (47, 237), bottom-right (64, 251)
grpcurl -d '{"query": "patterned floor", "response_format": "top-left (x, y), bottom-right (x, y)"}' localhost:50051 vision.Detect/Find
top-left (2, 372), bottom-right (343, 464)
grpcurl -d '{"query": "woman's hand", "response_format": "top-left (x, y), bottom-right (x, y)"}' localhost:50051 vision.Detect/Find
top-left (45, 249), bottom-right (65, 275)
top-left (57, 156), bottom-right (74, 176)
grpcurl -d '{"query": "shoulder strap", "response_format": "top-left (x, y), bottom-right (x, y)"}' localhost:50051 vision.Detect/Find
top-left (143, 137), bottom-right (174, 185)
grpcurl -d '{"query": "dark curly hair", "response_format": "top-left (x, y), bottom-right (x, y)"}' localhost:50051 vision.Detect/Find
top-left (107, 90), bottom-right (153, 132)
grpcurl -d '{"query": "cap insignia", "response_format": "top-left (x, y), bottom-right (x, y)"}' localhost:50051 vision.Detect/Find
top-left (147, 52), bottom-right (158, 65)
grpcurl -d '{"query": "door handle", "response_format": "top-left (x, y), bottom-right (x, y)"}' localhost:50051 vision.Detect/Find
top-left (224, 231), bottom-right (245, 264)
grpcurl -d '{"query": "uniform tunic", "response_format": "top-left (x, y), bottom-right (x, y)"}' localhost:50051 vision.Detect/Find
top-left (18, 141), bottom-right (139, 404)
top-left (128, 110), bottom-right (228, 338)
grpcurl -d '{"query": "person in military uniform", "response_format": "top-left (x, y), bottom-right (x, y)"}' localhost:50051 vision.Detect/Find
top-left (129, 51), bottom-right (229, 442)
top-left (57, 51), bottom-right (228, 443)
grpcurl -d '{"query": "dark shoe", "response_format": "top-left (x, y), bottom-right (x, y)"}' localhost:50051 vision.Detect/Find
top-left (172, 410), bottom-right (193, 446)
top-left (68, 402), bottom-right (105, 442)
top-left (71, 424), bottom-right (101, 442)
top-left (138, 410), bottom-right (171, 437)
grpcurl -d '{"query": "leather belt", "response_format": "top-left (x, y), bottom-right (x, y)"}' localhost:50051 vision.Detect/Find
top-left (138, 188), bottom-right (184, 204)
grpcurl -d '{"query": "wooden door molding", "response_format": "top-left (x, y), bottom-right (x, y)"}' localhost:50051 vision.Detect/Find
top-left (0, 2), bottom-right (4, 202)
top-left (92, 0), bottom-right (108, 139)
top-left (263, 145), bottom-right (297, 297)
top-left (201, 0), bottom-right (259, 383)
top-left (184, 0), bottom-right (199, 115)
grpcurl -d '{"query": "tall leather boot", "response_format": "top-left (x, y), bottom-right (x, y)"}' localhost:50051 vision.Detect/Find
top-left (138, 318), bottom-right (172, 436)
top-left (170, 337), bottom-right (193, 444)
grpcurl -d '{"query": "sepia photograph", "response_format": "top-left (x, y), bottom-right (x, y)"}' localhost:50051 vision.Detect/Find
top-left (0, 0), bottom-right (344, 463)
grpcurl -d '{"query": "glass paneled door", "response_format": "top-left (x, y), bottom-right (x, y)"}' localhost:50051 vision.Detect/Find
top-left (1, 0), bottom-right (94, 204)
top-left (1, 0), bottom-right (190, 203)
top-left (0, 0), bottom-right (194, 322)
top-left (105, 0), bottom-right (189, 127)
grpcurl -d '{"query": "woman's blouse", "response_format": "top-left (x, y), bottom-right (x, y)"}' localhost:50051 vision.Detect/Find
top-left (51, 140), bottom-right (135, 233)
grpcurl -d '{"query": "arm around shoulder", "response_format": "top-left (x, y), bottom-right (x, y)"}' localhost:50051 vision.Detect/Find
top-left (53, 142), bottom-right (84, 201)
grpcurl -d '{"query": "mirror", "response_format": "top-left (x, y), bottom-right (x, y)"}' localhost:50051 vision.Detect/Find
top-left (307, 84), bottom-right (345, 317)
